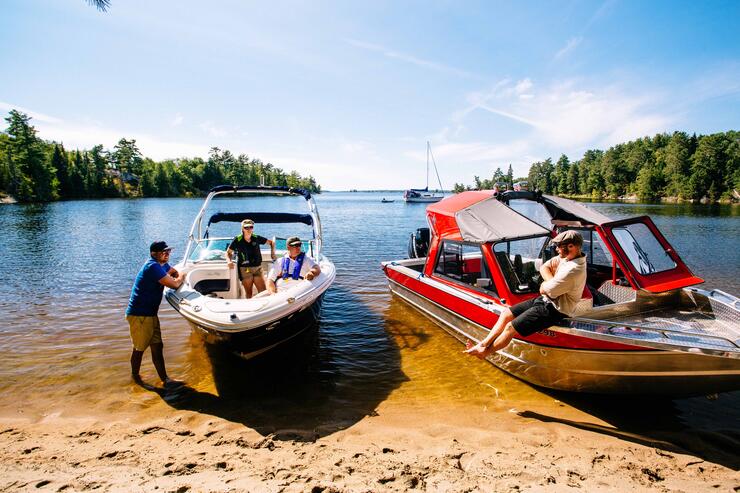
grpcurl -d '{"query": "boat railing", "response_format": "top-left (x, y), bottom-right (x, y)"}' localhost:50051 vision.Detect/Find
top-left (564, 315), bottom-right (740, 358)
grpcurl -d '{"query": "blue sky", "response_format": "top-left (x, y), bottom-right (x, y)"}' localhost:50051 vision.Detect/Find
top-left (1, 0), bottom-right (738, 190)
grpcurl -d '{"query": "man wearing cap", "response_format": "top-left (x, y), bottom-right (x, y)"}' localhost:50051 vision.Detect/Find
top-left (465, 230), bottom-right (587, 359)
top-left (226, 219), bottom-right (276, 298)
top-left (126, 241), bottom-right (184, 387)
top-left (266, 236), bottom-right (321, 294)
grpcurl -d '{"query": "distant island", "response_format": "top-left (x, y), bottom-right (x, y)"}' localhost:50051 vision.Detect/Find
top-left (0, 109), bottom-right (321, 203)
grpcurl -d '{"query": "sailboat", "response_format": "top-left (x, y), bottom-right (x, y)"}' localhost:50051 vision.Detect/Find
top-left (403, 142), bottom-right (444, 203)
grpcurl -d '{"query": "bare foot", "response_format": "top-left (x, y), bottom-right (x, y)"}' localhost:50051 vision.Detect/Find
top-left (463, 341), bottom-right (490, 360)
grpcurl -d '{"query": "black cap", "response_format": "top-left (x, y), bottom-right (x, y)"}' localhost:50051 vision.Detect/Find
top-left (150, 241), bottom-right (172, 253)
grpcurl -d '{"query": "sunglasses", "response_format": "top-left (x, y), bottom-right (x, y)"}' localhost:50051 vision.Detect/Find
top-left (243, 226), bottom-right (254, 230)
top-left (556, 243), bottom-right (573, 249)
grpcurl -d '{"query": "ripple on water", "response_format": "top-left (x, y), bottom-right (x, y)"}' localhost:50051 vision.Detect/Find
top-left (0, 195), bottom-right (737, 442)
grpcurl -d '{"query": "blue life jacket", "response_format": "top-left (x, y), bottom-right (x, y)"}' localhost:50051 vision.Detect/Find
top-left (281, 253), bottom-right (305, 280)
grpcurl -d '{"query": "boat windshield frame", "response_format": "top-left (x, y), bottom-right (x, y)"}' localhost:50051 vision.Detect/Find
top-left (182, 185), bottom-right (324, 267)
top-left (599, 216), bottom-right (703, 292)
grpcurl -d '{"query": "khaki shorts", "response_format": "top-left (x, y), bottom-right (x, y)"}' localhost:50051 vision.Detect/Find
top-left (239, 265), bottom-right (263, 280)
top-left (126, 315), bottom-right (162, 351)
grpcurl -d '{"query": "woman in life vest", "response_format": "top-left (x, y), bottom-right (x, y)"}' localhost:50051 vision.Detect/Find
top-left (267, 236), bottom-right (320, 294)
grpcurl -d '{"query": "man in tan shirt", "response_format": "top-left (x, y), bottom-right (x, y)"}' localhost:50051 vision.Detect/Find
top-left (465, 230), bottom-right (587, 359)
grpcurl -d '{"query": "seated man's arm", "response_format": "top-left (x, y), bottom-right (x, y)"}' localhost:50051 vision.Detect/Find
top-left (540, 266), bottom-right (580, 299)
top-left (305, 258), bottom-right (321, 280)
top-left (539, 257), bottom-right (558, 282)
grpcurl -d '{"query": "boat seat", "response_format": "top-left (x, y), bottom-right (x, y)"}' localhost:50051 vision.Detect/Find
top-left (495, 251), bottom-right (523, 291)
top-left (572, 285), bottom-right (594, 316)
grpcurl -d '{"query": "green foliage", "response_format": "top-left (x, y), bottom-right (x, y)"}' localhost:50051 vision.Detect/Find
top-left (0, 109), bottom-right (322, 203)
top-left (454, 131), bottom-right (739, 202)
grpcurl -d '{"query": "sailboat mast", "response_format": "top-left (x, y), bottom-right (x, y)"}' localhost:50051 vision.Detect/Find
top-left (426, 141), bottom-right (430, 190)
top-left (428, 142), bottom-right (444, 191)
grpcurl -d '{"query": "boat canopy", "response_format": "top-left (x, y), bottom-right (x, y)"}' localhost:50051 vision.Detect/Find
top-left (209, 184), bottom-right (312, 200)
top-left (207, 212), bottom-right (313, 227)
top-left (497, 191), bottom-right (612, 226)
top-left (427, 191), bottom-right (550, 243)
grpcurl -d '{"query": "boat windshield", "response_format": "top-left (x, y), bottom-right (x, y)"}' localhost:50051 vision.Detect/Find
top-left (611, 223), bottom-right (676, 275)
top-left (188, 238), bottom-right (232, 262)
top-left (492, 236), bottom-right (550, 293)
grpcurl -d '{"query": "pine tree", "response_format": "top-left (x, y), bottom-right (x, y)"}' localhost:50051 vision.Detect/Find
top-left (52, 144), bottom-right (72, 198)
top-left (3, 110), bottom-right (58, 201)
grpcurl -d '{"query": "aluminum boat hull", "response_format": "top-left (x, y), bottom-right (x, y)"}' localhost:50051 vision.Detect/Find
top-left (387, 275), bottom-right (740, 396)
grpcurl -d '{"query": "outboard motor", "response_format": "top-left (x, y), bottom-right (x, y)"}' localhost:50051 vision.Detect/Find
top-left (407, 227), bottom-right (430, 258)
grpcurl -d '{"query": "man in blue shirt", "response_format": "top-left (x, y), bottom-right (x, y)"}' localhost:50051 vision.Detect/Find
top-left (126, 241), bottom-right (184, 387)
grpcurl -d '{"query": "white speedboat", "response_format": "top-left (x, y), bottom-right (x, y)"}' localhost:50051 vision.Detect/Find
top-left (165, 185), bottom-right (336, 359)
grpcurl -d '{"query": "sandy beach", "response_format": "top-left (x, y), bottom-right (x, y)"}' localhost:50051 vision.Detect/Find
top-left (1, 378), bottom-right (738, 493)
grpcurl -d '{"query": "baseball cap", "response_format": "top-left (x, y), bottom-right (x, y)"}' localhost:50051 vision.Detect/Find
top-left (150, 241), bottom-right (172, 253)
top-left (241, 219), bottom-right (255, 228)
top-left (286, 236), bottom-right (302, 247)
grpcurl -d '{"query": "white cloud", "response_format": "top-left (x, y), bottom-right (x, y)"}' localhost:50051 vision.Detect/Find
top-left (553, 37), bottom-right (583, 61)
top-left (0, 101), bottom-right (62, 124)
top-left (459, 78), bottom-right (675, 150)
top-left (199, 120), bottom-right (227, 138)
top-left (171, 113), bottom-right (184, 126)
top-left (345, 38), bottom-right (477, 78)
top-left (433, 77), bottom-right (678, 183)
top-left (1, 102), bottom-right (210, 160)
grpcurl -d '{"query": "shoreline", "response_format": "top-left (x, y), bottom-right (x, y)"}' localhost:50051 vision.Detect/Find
top-left (1, 385), bottom-right (738, 492)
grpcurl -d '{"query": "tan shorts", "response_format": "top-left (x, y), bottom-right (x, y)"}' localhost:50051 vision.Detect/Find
top-left (126, 315), bottom-right (162, 351)
top-left (239, 266), bottom-right (263, 280)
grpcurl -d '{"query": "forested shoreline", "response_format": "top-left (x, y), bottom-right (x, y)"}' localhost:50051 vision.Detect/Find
top-left (2, 109), bottom-right (738, 204)
top-left (453, 130), bottom-right (739, 203)
top-left (0, 110), bottom-right (321, 203)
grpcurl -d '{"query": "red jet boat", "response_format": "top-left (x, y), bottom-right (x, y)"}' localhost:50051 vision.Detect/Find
top-left (382, 191), bottom-right (740, 395)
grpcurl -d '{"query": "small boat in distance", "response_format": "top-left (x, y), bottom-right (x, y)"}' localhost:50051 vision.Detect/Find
top-left (383, 190), bottom-right (740, 395)
top-left (165, 185), bottom-right (336, 359)
top-left (381, 198), bottom-right (395, 203)
top-left (404, 142), bottom-right (444, 203)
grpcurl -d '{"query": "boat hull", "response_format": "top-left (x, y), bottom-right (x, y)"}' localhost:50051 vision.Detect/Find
top-left (404, 196), bottom-right (443, 203)
top-left (387, 277), bottom-right (740, 396)
top-left (184, 295), bottom-right (324, 360)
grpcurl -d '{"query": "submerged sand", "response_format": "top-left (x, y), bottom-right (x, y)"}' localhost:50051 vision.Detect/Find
top-left (1, 382), bottom-right (737, 493)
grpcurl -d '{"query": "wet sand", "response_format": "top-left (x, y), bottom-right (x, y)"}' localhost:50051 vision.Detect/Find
top-left (1, 373), bottom-right (738, 492)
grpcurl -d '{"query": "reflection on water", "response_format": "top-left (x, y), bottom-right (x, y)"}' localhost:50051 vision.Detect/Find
top-left (0, 194), bottom-right (738, 450)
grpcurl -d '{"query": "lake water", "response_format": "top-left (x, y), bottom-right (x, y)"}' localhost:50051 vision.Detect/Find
top-left (0, 192), bottom-right (738, 458)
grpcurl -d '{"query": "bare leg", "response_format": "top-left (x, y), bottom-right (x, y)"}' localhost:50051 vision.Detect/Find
top-left (464, 308), bottom-right (514, 358)
top-left (252, 274), bottom-right (267, 294)
top-left (483, 323), bottom-right (518, 356)
top-left (150, 343), bottom-right (168, 383)
top-left (130, 349), bottom-right (144, 381)
top-left (242, 277), bottom-right (255, 299)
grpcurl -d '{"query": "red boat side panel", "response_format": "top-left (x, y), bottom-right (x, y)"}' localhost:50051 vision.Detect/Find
top-left (384, 266), bottom-right (648, 352)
